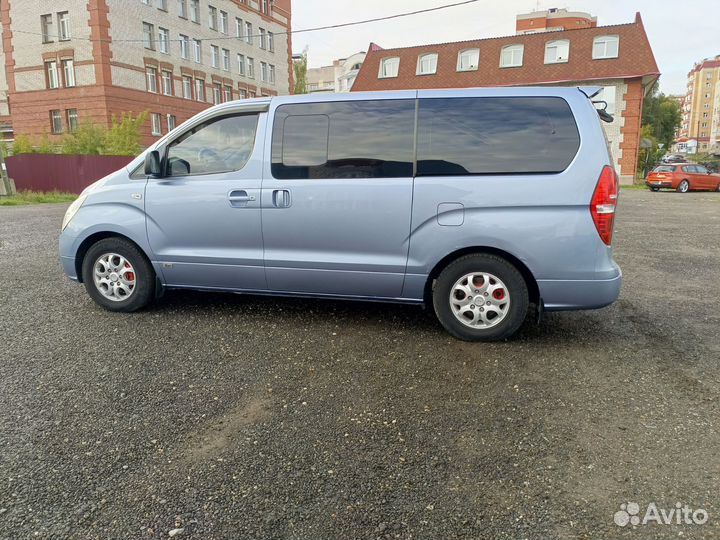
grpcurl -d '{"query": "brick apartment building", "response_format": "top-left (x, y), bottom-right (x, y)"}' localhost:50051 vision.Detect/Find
top-left (0, 0), bottom-right (293, 146)
top-left (679, 55), bottom-right (720, 153)
top-left (352, 9), bottom-right (660, 183)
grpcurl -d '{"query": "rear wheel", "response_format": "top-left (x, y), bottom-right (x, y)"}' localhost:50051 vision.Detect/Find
top-left (649, 187), bottom-right (660, 192)
top-left (432, 254), bottom-right (529, 341)
top-left (81, 237), bottom-right (155, 312)
top-left (677, 179), bottom-right (690, 193)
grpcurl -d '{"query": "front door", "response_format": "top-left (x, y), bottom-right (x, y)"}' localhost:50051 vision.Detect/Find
top-left (145, 111), bottom-right (266, 290)
top-left (260, 97), bottom-right (417, 298)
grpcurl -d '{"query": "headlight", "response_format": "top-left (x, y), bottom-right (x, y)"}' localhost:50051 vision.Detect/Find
top-left (61, 194), bottom-right (87, 231)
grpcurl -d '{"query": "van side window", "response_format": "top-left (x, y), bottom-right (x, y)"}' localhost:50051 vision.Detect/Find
top-left (271, 100), bottom-right (415, 180)
top-left (166, 113), bottom-right (258, 177)
top-left (416, 97), bottom-right (580, 176)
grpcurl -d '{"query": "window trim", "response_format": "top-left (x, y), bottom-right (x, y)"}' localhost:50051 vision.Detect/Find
top-left (378, 57), bottom-right (400, 79)
top-left (416, 53), bottom-right (438, 76)
top-left (457, 48), bottom-right (480, 72)
top-left (544, 39), bottom-right (570, 64)
top-left (500, 44), bottom-right (524, 68)
top-left (592, 35), bottom-right (620, 60)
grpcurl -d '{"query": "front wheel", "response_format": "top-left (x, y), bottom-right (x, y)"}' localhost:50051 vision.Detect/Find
top-left (81, 237), bottom-right (155, 312)
top-left (432, 254), bottom-right (529, 341)
top-left (677, 180), bottom-right (690, 193)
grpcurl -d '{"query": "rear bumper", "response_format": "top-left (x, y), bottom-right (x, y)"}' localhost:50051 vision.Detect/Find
top-left (539, 269), bottom-right (622, 311)
top-left (645, 180), bottom-right (672, 189)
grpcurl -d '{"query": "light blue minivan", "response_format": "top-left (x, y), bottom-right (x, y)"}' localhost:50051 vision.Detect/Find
top-left (60, 87), bottom-right (621, 341)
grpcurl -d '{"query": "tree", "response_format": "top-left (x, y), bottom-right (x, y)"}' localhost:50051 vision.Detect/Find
top-left (60, 122), bottom-right (107, 155)
top-left (293, 49), bottom-right (308, 95)
top-left (104, 112), bottom-right (148, 156)
top-left (641, 82), bottom-right (681, 151)
top-left (11, 135), bottom-right (34, 155)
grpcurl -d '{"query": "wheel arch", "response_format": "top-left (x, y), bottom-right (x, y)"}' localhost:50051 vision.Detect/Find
top-left (75, 232), bottom-right (152, 283)
top-left (424, 246), bottom-right (540, 306)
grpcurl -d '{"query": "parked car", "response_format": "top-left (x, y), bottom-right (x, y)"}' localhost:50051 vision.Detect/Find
top-left (646, 164), bottom-right (720, 192)
top-left (60, 87), bottom-right (622, 341)
top-left (662, 154), bottom-right (687, 164)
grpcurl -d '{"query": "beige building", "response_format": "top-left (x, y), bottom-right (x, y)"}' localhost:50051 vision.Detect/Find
top-left (0, 0), bottom-right (293, 145)
top-left (679, 55), bottom-right (720, 152)
top-left (306, 52), bottom-right (366, 93)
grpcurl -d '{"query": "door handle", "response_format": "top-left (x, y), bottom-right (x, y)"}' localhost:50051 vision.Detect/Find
top-left (272, 189), bottom-right (291, 208)
top-left (228, 190), bottom-right (256, 207)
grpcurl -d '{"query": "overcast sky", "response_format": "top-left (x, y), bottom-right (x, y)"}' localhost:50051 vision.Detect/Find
top-left (292, 0), bottom-right (719, 95)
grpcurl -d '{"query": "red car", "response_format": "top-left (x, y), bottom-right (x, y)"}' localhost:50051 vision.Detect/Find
top-left (646, 164), bottom-right (720, 193)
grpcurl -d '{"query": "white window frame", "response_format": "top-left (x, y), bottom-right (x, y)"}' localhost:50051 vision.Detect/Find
top-left (41, 14), bottom-right (53, 43)
top-left (57, 12), bottom-right (70, 41)
top-left (592, 35), bottom-right (619, 60)
top-left (193, 39), bottom-right (202, 63)
top-left (67, 109), bottom-right (78, 131)
top-left (260, 61), bottom-right (267, 82)
top-left (247, 57), bottom-right (255, 79)
top-left (50, 110), bottom-right (63, 134)
top-left (500, 44), bottom-right (524, 68)
top-left (221, 48), bottom-right (230, 71)
top-left (236, 17), bottom-right (243, 38)
top-left (268, 32), bottom-right (274, 53)
top-left (269, 64), bottom-right (275, 85)
top-left (161, 70), bottom-right (173, 95)
top-left (146, 66), bottom-right (158, 93)
top-left (416, 53), bottom-right (438, 75)
top-left (211, 45), bottom-right (219, 68)
top-left (544, 39), bottom-right (570, 64)
top-left (179, 34), bottom-right (189, 59)
top-left (151, 113), bottom-right (162, 136)
top-left (245, 22), bottom-right (253, 45)
top-left (47, 61), bottom-right (59, 89)
top-left (182, 75), bottom-right (192, 99)
top-left (224, 85), bottom-right (232, 102)
top-left (212, 83), bottom-right (222, 104)
top-left (158, 27), bottom-right (170, 54)
top-left (457, 48), bottom-right (479, 71)
top-left (143, 22), bottom-right (155, 50)
top-left (208, 5), bottom-right (218, 30)
top-left (157, 0), bottom-right (167, 10)
top-left (195, 78), bottom-right (205, 101)
top-left (62, 59), bottom-right (75, 87)
top-left (379, 57), bottom-right (400, 78)
top-left (177, 0), bottom-right (187, 18)
top-left (167, 114), bottom-right (176, 131)
top-left (189, 0), bottom-right (199, 23)
top-left (259, 28), bottom-right (267, 50)
top-left (219, 10), bottom-right (228, 34)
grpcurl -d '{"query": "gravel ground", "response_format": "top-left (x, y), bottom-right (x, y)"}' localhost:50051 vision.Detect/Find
top-left (1, 189), bottom-right (719, 540)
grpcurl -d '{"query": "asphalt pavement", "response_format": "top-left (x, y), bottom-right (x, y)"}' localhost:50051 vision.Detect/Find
top-left (0, 189), bottom-right (719, 539)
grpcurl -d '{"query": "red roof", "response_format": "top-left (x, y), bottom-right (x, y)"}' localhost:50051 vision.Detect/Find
top-left (352, 12), bottom-right (659, 91)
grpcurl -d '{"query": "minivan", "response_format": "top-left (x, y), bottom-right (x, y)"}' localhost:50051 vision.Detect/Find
top-left (59, 87), bottom-right (622, 341)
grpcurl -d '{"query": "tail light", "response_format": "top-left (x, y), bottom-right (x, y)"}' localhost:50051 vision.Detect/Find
top-left (590, 165), bottom-right (618, 246)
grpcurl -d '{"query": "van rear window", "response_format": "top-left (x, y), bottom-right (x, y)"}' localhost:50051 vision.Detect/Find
top-left (416, 97), bottom-right (580, 176)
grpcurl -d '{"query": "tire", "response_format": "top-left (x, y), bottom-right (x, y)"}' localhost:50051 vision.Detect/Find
top-left (677, 179), bottom-right (690, 193)
top-left (716, 183), bottom-right (720, 192)
top-left (432, 254), bottom-right (529, 342)
top-left (81, 237), bottom-right (155, 312)
top-left (650, 187), bottom-right (660, 192)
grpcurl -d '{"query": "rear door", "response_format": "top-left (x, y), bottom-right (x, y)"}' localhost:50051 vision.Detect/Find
top-left (260, 95), bottom-right (416, 298)
top-left (693, 165), bottom-right (712, 189)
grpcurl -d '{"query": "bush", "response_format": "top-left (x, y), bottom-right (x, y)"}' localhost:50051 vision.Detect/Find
top-left (104, 112), bottom-right (148, 156)
top-left (60, 123), bottom-right (107, 155)
top-left (12, 134), bottom-right (34, 155)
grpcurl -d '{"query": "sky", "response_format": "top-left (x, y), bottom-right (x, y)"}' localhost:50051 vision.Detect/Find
top-left (291, 0), bottom-right (720, 95)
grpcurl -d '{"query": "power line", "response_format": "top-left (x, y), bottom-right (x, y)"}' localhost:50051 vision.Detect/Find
top-left (14, 0), bottom-right (481, 44)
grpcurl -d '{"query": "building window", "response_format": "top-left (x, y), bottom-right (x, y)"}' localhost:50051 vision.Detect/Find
top-left (143, 22), bottom-right (155, 50)
top-left (500, 44), bottom-right (524, 67)
top-left (182, 75), bottom-right (193, 99)
top-left (379, 57), bottom-right (400, 78)
top-left (260, 0), bottom-right (269, 14)
top-left (195, 78), bottom-right (205, 101)
top-left (167, 114), bottom-right (176, 131)
top-left (269, 64), bottom-right (276, 85)
top-left (245, 22), bottom-right (253, 44)
top-left (224, 85), bottom-right (232, 101)
top-left (260, 61), bottom-right (268, 82)
top-left (57, 12), bottom-right (70, 41)
top-left (158, 27), bottom-right (170, 54)
top-left (259, 28), bottom-right (267, 49)
top-left (177, 0), bottom-right (187, 18)
top-left (417, 53), bottom-right (438, 75)
top-left (221, 48), bottom-right (230, 71)
top-left (62, 59), bottom-right (75, 87)
top-left (208, 6), bottom-right (218, 30)
top-left (236, 18), bottom-right (244, 38)
top-left (213, 83), bottom-right (222, 104)
top-left (141, 0), bottom-right (151, 4)
top-left (268, 32), bottom-right (275, 53)
top-left (41, 14), bottom-right (53, 43)
top-left (146, 66), bottom-right (158, 93)
top-left (190, 0), bottom-right (199, 23)
top-left (162, 70), bottom-right (173, 95)
top-left (598, 86), bottom-right (616, 115)
top-left (151, 113), bottom-right (162, 136)
top-left (180, 34), bottom-right (189, 58)
top-left (211, 45), bottom-right (219, 68)
top-left (544, 39), bottom-right (569, 64)
top-left (247, 57), bottom-right (255, 78)
top-left (46, 61), bottom-right (59, 89)
top-left (237, 53), bottom-right (245, 75)
top-left (66, 109), bottom-right (78, 132)
top-left (220, 11), bottom-right (228, 34)
top-left (457, 49), bottom-right (479, 71)
top-left (193, 39), bottom-right (202, 63)
top-left (592, 35), bottom-right (619, 59)
top-left (50, 110), bottom-right (63, 134)
top-left (157, 0), bottom-right (168, 10)
top-left (239, 89), bottom-right (247, 99)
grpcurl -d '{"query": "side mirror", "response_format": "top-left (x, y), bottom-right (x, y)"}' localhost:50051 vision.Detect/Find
top-left (144, 150), bottom-right (162, 177)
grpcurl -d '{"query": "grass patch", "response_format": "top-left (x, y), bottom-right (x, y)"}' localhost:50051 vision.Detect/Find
top-left (0, 190), bottom-right (77, 206)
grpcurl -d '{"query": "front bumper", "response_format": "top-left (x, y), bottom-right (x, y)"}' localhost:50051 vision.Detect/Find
top-left (59, 231), bottom-right (79, 281)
